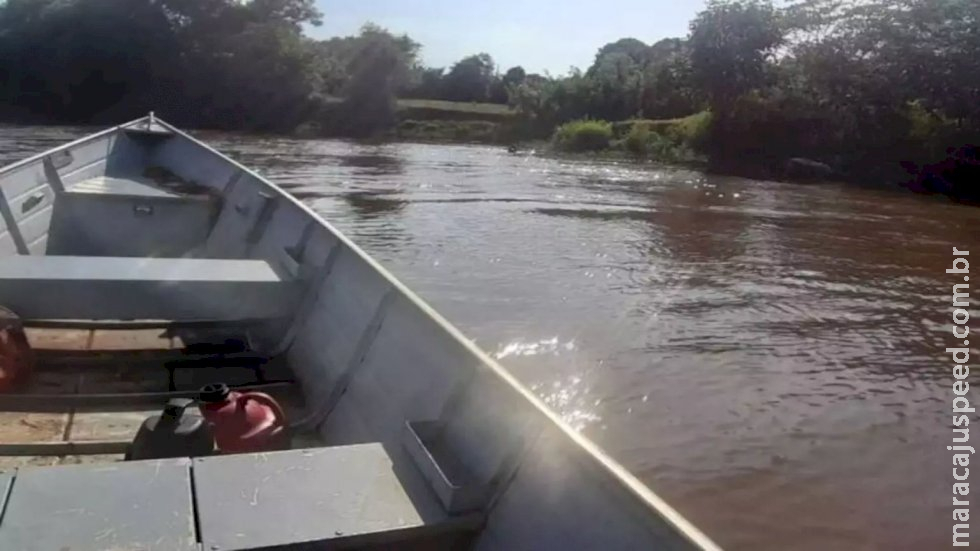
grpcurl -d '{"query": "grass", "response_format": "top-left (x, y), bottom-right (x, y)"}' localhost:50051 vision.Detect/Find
top-left (546, 114), bottom-right (709, 164)
top-left (396, 99), bottom-right (514, 115)
top-left (624, 123), bottom-right (651, 154)
top-left (665, 111), bottom-right (712, 148)
top-left (612, 112), bottom-right (711, 141)
top-left (610, 112), bottom-right (712, 159)
top-left (553, 119), bottom-right (614, 152)
top-left (395, 99), bottom-right (516, 123)
top-left (305, 97), bottom-right (707, 163)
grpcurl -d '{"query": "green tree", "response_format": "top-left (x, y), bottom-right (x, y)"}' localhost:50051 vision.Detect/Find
top-left (641, 45), bottom-right (700, 119)
top-left (402, 66), bottom-right (446, 99)
top-left (491, 66), bottom-right (528, 104)
top-left (0, 0), bottom-right (324, 129)
top-left (647, 38), bottom-right (685, 66)
top-left (502, 66), bottom-right (527, 87)
top-left (248, 0), bottom-right (322, 29)
top-left (590, 38), bottom-right (650, 70)
top-left (443, 53), bottom-right (496, 102)
top-left (308, 36), bottom-right (359, 96)
top-left (589, 52), bottom-right (643, 120)
top-left (786, 0), bottom-right (980, 130)
top-left (689, 0), bottom-right (783, 115)
top-left (339, 24), bottom-right (420, 136)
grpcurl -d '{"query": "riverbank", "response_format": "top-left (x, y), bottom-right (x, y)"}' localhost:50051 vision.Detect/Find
top-left (3, 107), bottom-right (975, 204)
top-left (376, 111), bottom-right (980, 204)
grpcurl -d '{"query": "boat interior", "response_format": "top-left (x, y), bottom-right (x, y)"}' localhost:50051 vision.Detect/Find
top-left (0, 117), bottom-right (719, 551)
top-left (0, 119), bottom-right (317, 467)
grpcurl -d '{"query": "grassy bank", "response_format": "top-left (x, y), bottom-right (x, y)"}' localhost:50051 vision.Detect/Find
top-left (293, 98), bottom-right (517, 143)
top-left (396, 99), bottom-right (515, 123)
top-left (393, 119), bottom-right (506, 144)
top-left (549, 113), bottom-right (710, 165)
top-left (391, 100), bottom-right (516, 144)
top-left (293, 98), bottom-right (977, 203)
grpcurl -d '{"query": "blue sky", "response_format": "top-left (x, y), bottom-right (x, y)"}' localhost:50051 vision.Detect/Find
top-left (310, 0), bottom-right (706, 75)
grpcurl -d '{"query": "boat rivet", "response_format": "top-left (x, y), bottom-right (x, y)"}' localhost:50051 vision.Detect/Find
top-left (335, 530), bottom-right (343, 536)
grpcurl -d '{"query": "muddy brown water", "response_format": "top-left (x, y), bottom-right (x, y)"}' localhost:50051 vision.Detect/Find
top-left (3, 125), bottom-right (977, 550)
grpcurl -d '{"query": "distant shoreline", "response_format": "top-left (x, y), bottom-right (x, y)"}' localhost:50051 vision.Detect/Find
top-left (3, 115), bottom-right (975, 206)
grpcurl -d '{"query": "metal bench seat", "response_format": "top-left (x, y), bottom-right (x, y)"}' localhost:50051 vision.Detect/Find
top-left (0, 255), bottom-right (297, 321)
top-left (0, 444), bottom-right (480, 551)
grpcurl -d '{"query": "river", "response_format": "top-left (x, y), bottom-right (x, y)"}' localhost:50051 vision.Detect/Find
top-left (3, 126), bottom-right (977, 550)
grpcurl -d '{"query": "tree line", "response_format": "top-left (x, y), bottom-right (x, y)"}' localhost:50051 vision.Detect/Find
top-left (509, 0), bottom-right (978, 189)
top-left (0, 0), bottom-right (977, 192)
top-left (0, 0), bottom-right (529, 130)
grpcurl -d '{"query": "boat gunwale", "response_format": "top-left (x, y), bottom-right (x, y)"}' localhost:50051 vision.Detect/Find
top-left (0, 115), bottom-right (723, 551)
top-left (0, 123), bottom-right (126, 177)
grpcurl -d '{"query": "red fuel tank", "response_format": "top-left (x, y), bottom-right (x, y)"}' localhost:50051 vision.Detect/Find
top-left (198, 383), bottom-right (288, 454)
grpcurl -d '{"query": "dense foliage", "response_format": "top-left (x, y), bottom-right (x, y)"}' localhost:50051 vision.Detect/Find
top-left (514, 0), bottom-right (978, 193)
top-left (0, 0), bottom-right (528, 131)
top-left (0, 0), bottom-right (326, 130)
top-left (553, 119), bottom-right (613, 152)
top-left (0, 0), bottom-right (976, 195)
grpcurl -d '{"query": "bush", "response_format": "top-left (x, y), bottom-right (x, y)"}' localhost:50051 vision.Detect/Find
top-left (624, 123), bottom-right (650, 154)
top-left (608, 115), bottom-right (708, 163)
top-left (905, 100), bottom-right (958, 160)
top-left (666, 111), bottom-right (712, 150)
top-left (613, 119), bottom-right (652, 138)
top-left (645, 132), bottom-right (700, 163)
top-left (553, 119), bottom-right (613, 151)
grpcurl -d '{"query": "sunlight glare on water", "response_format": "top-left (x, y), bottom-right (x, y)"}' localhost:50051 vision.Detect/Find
top-left (493, 337), bottom-right (599, 431)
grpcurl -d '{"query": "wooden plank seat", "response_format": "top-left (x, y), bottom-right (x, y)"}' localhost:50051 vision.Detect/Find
top-left (0, 256), bottom-right (298, 322)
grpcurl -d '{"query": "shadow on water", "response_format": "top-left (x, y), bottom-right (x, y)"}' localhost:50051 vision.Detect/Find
top-left (532, 206), bottom-right (654, 221)
top-left (338, 151), bottom-right (406, 176)
top-left (342, 191), bottom-right (408, 218)
top-left (287, 189), bottom-right (331, 200)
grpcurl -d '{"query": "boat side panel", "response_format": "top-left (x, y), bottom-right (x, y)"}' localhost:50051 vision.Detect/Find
top-left (16, 200), bottom-right (53, 254)
top-left (0, 130), bottom-right (149, 256)
top-left (434, 366), bottom-right (545, 486)
top-left (57, 133), bottom-right (120, 185)
top-left (0, 162), bottom-right (55, 254)
top-left (317, 291), bottom-right (474, 445)
top-left (287, 244), bottom-right (392, 407)
top-left (476, 422), bottom-right (694, 551)
top-left (0, 213), bottom-right (18, 256)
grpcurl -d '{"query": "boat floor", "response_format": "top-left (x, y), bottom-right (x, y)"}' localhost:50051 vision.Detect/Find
top-left (0, 326), bottom-right (318, 469)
